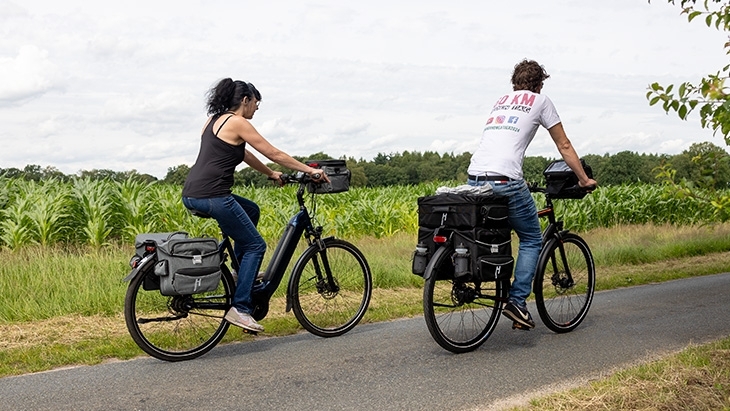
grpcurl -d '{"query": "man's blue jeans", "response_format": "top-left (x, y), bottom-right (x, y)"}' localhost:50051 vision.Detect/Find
top-left (182, 194), bottom-right (266, 315)
top-left (467, 179), bottom-right (542, 306)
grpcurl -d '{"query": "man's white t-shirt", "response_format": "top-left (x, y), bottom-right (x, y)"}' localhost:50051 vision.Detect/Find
top-left (467, 90), bottom-right (561, 180)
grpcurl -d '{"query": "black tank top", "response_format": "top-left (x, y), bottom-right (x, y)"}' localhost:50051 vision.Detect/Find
top-left (182, 114), bottom-right (246, 198)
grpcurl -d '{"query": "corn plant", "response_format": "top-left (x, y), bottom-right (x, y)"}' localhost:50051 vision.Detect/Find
top-left (0, 178), bottom-right (728, 250)
top-left (71, 178), bottom-right (116, 248)
top-left (0, 196), bottom-right (32, 249)
top-left (115, 179), bottom-right (160, 240)
top-left (24, 179), bottom-right (72, 246)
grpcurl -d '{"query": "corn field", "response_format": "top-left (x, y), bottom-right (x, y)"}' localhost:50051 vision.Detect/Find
top-left (0, 177), bottom-right (726, 250)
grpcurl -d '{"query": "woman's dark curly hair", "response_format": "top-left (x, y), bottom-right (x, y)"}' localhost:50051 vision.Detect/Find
top-left (206, 78), bottom-right (262, 115)
top-left (511, 60), bottom-right (550, 93)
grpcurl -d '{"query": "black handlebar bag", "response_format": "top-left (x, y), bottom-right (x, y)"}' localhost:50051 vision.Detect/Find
top-left (305, 159), bottom-right (351, 194)
top-left (543, 159), bottom-right (593, 199)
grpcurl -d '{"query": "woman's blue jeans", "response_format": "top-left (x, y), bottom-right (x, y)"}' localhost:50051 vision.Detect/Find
top-left (182, 194), bottom-right (266, 314)
top-left (467, 179), bottom-right (542, 306)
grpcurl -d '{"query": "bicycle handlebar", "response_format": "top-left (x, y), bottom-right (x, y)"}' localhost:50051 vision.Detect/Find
top-left (269, 172), bottom-right (322, 186)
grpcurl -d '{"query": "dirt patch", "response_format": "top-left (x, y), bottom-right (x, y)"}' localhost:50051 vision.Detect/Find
top-left (0, 314), bottom-right (128, 350)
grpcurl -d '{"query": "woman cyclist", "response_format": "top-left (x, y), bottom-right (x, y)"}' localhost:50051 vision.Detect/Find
top-left (182, 78), bottom-right (329, 333)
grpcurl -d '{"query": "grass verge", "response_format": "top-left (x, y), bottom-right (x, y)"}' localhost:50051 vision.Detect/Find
top-left (506, 335), bottom-right (730, 411)
top-left (0, 223), bottom-right (729, 381)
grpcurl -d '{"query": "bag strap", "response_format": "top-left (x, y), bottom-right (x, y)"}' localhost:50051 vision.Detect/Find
top-left (166, 231), bottom-right (189, 241)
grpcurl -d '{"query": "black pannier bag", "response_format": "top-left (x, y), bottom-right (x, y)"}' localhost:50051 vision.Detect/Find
top-left (136, 232), bottom-right (222, 296)
top-left (452, 228), bottom-right (513, 281)
top-left (453, 228), bottom-right (512, 258)
top-left (543, 159), bottom-right (593, 199)
top-left (417, 194), bottom-right (509, 229)
top-left (412, 194), bottom-right (511, 277)
top-left (305, 159), bottom-right (351, 194)
top-left (478, 255), bottom-right (514, 281)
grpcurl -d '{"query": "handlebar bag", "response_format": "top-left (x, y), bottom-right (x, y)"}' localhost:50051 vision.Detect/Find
top-left (305, 159), bottom-right (352, 194)
top-left (153, 235), bottom-right (222, 296)
top-left (543, 159), bottom-right (593, 199)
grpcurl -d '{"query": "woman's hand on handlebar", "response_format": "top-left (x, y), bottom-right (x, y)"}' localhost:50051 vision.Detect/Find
top-left (268, 170), bottom-right (285, 187)
top-left (308, 168), bottom-right (330, 183)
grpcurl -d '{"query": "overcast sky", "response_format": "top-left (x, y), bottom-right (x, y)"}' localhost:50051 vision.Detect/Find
top-left (1, 0), bottom-right (728, 178)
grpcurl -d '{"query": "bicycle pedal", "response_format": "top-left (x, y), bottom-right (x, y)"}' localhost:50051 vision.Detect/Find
top-left (241, 329), bottom-right (259, 336)
top-left (512, 321), bottom-right (531, 331)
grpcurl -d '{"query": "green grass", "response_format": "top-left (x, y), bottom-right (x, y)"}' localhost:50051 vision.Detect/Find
top-left (0, 223), bottom-right (729, 378)
top-left (508, 335), bottom-right (730, 411)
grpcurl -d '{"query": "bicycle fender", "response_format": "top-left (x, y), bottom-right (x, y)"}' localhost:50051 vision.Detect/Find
top-left (422, 246), bottom-right (451, 281)
top-left (123, 254), bottom-right (155, 282)
top-left (554, 229), bottom-right (571, 242)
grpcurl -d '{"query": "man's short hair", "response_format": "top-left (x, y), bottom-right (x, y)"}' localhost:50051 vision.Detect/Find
top-left (511, 60), bottom-right (550, 93)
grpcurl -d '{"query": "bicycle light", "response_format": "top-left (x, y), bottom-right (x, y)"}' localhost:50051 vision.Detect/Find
top-left (433, 235), bottom-right (448, 244)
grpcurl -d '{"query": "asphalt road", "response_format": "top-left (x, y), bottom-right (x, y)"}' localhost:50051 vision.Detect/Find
top-left (1, 272), bottom-right (729, 411)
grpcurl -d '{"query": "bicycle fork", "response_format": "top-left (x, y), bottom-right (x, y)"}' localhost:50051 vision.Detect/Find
top-left (541, 218), bottom-right (575, 289)
top-left (284, 228), bottom-right (340, 312)
top-left (548, 232), bottom-right (575, 289)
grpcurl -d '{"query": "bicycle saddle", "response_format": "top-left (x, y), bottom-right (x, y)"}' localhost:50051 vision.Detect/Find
top-left (187, 209), bottom-right (212, 219)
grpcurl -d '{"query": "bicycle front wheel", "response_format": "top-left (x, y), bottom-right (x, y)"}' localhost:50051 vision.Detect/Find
top-left (289, 238), bottom-right (372, 337)
top-left (534, 233), bottom-right (595, 333)
top-left (423, 245), bottom-right (504, 353)
top-left (124, 264), bottom-right (235, 361)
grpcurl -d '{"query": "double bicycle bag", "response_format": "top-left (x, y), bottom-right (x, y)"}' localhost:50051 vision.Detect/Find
top-left (543, 159), bottom-right (593, 199)
top-left (413, 193), bottom-right (513, 280)
top-left (137, 232), bottom-right (222, 296)
top-left (305, 159), bottom-right (351, 194)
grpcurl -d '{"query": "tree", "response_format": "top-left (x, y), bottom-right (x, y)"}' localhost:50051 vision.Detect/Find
top-left (647, 0), bottom-right (730, 220)
top-left (523, 156), bottom-right (552, 184)
top-left (164, 164), bottom-right (190, 185)
top-left (647, 0), bottom-right (729, 143)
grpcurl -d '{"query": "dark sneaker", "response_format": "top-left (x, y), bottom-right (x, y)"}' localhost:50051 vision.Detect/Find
top-left (502, 302), bottom-right (535, 329)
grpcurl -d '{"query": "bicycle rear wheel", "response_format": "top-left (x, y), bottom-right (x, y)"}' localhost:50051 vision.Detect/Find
top-left (289, 238), bottom-right (372, 337)
top-left (534, 233), bottom-right (595, 333)
top-left (124, 264), bottom-right (235, 361)
top-left (423, 245), bottom-right (505, 353)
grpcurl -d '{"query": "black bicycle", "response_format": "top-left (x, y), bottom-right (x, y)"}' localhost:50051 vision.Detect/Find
top-left (421, 183), bottom-right (596, 353)
top-left (123, 172), bottom-right (372, 361)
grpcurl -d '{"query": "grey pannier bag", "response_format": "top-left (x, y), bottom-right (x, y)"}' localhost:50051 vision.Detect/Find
top-left (152, 232), bottom-right (222, 296)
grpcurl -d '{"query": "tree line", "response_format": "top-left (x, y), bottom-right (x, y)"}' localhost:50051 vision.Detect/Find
top-left (2, 142), bottom-right (729, 189)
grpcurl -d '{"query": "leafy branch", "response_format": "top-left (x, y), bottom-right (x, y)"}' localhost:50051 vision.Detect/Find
top-left (646, 0), bottom-right (730, 144)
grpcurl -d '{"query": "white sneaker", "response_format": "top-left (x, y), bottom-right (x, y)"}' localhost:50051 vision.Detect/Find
top-left (225, 307), bottom-right (264, 332)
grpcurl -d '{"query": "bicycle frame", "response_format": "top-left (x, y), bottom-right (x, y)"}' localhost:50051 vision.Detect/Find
top-left (536, 195), bottom-right (567, 244)
top-left (534, 190), bottom-right (576, 286)
top-left (219, 177), bottom-right (334, 311)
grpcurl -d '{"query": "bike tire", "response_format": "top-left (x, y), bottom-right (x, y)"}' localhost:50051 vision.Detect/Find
top-left (123, 263), bottom-right (235, 361)
top-left (423, 245), bottom-right (504, 353)
top-left (534, 233), bottom-right (595, 333)
top-left (289, 238), bottom-right (372, 337)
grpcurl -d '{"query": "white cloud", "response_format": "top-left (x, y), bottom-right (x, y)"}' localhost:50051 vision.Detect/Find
top-left (0, 45), bottom-right (61, 104)
top-left (0, 0), bottom-right (727, 178)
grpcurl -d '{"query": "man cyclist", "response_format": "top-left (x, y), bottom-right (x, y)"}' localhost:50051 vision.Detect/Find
top-left (466, 60), bottom-right (597, 329)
